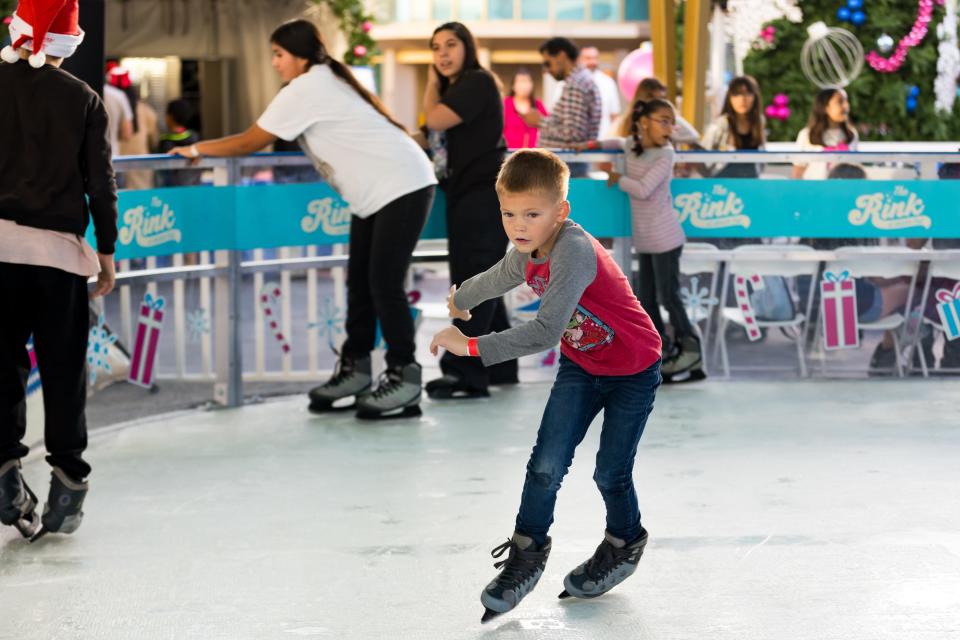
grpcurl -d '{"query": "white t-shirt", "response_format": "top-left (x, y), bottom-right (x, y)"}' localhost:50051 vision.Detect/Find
top-left (258, 64), bottom-right (436, 217)
top-left (795, 126), bottom-right (860, 180)
top-left (591, 69), bottom-right (621, 138)
top-left (103, 84), bottom-right (133, 158)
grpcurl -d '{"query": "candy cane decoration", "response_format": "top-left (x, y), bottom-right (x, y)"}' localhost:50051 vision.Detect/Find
top-left (259, 283), bottom-right (291, 354)
top-left (734, 274), bottom-right (764, 341)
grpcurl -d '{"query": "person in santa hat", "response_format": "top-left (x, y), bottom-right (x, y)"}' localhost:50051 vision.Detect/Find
top-left (0, 0), bottom-right (117, 542)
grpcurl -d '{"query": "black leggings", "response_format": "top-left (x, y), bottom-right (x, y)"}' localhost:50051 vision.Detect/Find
top-left (341, 185), bottom-right (435, 369)
top-left (0, 262), bottom-right (91, 481)
top-left (636, 246), bottom-right (696, 348)
top-left (440, 187), bottom-right (517, 389)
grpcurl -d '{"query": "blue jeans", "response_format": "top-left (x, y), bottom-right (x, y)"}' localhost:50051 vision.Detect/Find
top-left (515, 356), bottom-right (661, 546)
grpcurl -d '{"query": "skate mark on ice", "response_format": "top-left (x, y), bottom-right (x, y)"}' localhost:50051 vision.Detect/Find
top-left (740, 533), bottom-right (772, 561)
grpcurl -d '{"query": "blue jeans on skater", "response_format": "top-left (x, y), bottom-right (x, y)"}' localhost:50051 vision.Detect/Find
top-left (515, 356), bottom-right (661, 546)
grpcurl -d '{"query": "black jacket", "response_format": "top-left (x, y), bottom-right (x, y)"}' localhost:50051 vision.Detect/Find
top-left (0, 60), bottom-right (118, 254)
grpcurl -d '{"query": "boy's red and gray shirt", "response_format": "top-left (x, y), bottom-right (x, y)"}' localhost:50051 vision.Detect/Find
top-left (454, 220), bottom-right (662, 377)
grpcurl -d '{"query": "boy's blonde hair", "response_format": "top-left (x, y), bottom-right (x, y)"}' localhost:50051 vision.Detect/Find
top-left (496, 149), bottom-right (570, 202)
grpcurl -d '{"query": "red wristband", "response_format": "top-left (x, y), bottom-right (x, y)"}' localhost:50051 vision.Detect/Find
top-left (467, 338), bottom-right (480, 357)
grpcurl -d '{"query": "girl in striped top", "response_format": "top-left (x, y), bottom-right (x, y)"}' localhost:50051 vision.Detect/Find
top-left (575, 98), bottom-right (704, 382)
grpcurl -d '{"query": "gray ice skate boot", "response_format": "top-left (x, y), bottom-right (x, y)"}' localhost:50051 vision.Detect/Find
top-left (30, 467), bottom-right (88, 542)
top-left (661, 336), bottom-right (706, 383)
top-left (355, 362), bottom-right (422, 420)
top-left (308, 356), bottom-right (372, 412)
top-left (0, 460), bottom-right (40, 539)
top-left (480, 533), bottom-right (551, 623)
top-left (559, 528), bottom-right (647, 599)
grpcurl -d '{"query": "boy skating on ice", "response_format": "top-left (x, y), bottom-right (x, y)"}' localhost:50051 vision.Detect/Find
top-left (429, 149), bottom-right (662, 622)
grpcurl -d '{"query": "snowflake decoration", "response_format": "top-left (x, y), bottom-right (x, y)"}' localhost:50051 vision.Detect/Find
top-left (308, 297), bottom-right (345, 352)
top-left (680, 276), bottom-right (719, 323)
top-left (86, 314), bottom-right (117, 386)
top-left (186, 308), bottom-right (210, 343)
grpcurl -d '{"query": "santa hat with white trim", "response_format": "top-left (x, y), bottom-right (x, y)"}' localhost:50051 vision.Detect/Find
top-left (1, 0), bottom-right (84, 69)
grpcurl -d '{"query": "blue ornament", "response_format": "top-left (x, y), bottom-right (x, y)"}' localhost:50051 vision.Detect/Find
top-left (847, 0), bottom-right (863, 9)
top-left (851, 10), bottom-right (866, 26)
top-left (837, 6), bottom-right (851, 21)
top-left (908, 85), bottom-right (920, 98)
top-left (906, 96), bottom-right (918, 112)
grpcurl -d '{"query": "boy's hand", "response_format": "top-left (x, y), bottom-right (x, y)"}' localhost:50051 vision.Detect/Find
top-left (430, 326), bottom-right (471, 357)
top-left (92, 253), bottom-right (116, 299)
top-left (606, 171), bottom-right (622, 188)
top-left (447, 285), bottom-right (472, 321)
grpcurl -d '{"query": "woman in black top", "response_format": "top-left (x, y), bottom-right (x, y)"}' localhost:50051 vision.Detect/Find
top-left (421, 22), bottom-right (517, 398)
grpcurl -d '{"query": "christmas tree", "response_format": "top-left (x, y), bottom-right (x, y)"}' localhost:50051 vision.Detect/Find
top-left (742, 0), bottom-right (960, 141)
top-left (1, 0), bottom-right (16, 44)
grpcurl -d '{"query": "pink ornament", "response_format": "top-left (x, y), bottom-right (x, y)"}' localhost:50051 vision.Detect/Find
top-left (353, 45), bottom-right (367, 58)
top-left (867, 0), bottom-right (934, 73)
top-left (362, 21), bottom-right (373, 33)
top-left (765, 105), bottom-right (778, 118)
top-left (617, 45), bottom-right (655, 102)
top-left (773, 93), bottom-right (789, 107)
top-left (3, 15), bottom-right (12, 25)
top-left (775, 105), bottom-right (791, 120)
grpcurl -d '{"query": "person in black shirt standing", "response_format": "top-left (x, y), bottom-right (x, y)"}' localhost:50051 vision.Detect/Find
top-left (422, 22), bottom-right (517, 399)
top-left (0, 0), bottom-right (117, 541)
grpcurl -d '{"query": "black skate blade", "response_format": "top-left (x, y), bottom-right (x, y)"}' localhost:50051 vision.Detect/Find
top-left (355, 404), bottom-right (422, 421)
top-left (29, 526), bottom-right (50, 543)
top-left (558, 590), bottom-right (572, 599)
top-left (481, 608), bottom-right (503, 624)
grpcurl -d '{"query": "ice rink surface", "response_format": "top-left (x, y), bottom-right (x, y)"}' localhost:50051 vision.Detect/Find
top-left (3, 380), bottom-right (960, 639)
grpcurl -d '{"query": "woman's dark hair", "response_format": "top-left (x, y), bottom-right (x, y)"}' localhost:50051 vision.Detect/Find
top-left (539, 37), bottom-right (579, 61)
top-left (807, 87), bottom-right (856, 146)
top-left (630, 98), bottom-right (675, 156)
top-left (826, 163), bottom-right (867, 179)
top-left (508, 68), bottom-right (537, 101)
top-left (270, 19), bottom-right (406, 131)
top-left (721, 75), bottom-right (765, 149)
top-left (430, 22), bottom-right (482, 95)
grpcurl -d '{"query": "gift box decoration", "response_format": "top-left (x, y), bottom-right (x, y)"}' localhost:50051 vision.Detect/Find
top-left (129, 293), bottom-right (165, 388)
top-left (821, 270), bottom-right (859, 350)
top-left (935, 283), bottom-right (960, 342)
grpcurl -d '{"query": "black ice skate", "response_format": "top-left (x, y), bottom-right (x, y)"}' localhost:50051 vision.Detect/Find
top-left (0, 460), bottom-right (40, 539)
top-left (30, 467), bottom-right (88, 542)
top-left (661, 336), bottom-right (706, 384)
top-left (480, 533), bottom-right (551, 623)
top-left (308, 356), bottom-right (372, 412)
top-left (559, 528), bottom-right (647, 599)
top-left (355, 362), bottom-right (422, 420)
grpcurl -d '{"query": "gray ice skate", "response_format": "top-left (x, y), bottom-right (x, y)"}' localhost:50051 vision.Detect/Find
top-left (0, 460), bottom-right (40, 539)
top-left (559, 528), bottom-right (647, 599)
top-left (661, 336), bottom-right (706, 383)
top-left (355, 362), bottom-right (422, 420)
top-left (30, 467), bottom-right (88, 542)
top-left (308, 356), bottom-right (372, 412)
top-left (480, 533), bottom-right (551, 623)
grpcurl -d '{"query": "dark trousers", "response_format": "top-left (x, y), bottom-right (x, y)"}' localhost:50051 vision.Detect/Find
top-left (636, 246), bottom-right (696, 349)
top-left (342, 185), bottom-right (435, 369)
top-left (440, 187), bottom-right (518, 389)
top-left (0, 262), bottom-right (91, 481)
top-left (515, 356), bottom-right (661, 546)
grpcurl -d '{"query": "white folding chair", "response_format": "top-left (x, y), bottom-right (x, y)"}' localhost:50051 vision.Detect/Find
top-left (677, 242), bottom-right (722, 373)
top-left (716, 244), bottom-right (819, 378)
top-left (909, 250), bottom-right (960, 377)
top-left (818, 247), bottom-right (923, 377)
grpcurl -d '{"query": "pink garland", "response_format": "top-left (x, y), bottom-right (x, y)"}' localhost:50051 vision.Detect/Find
top-left (866, 0), bottom-right (938, 73)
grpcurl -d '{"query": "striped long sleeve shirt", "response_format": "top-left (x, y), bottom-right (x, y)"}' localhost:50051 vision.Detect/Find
top-left (539, 67), bottom-right (602, 148)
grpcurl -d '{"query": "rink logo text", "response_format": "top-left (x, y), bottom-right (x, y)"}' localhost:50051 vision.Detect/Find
top-left (674, 186), bottom-right (751, 229)
top-left (848, 186), bottom-right (932, 231)
top-left (302, 197), bottom-right (350, 236)
top-left (118, 197), bottom-right (183, 248)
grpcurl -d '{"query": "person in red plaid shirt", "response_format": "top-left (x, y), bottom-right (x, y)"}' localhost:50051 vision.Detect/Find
top-left (525, 38), bottom-right (601, 176)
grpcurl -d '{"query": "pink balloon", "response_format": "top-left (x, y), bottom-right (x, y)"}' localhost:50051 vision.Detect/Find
top-left (617, 47), bottom-right (655, 102)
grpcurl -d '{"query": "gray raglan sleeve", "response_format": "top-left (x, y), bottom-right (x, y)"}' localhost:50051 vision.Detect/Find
top-left (471, 231), bottom-right (598, 366)
top-left (453, 248), bottom-right (527, 312)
